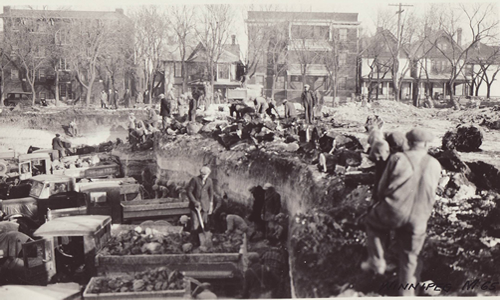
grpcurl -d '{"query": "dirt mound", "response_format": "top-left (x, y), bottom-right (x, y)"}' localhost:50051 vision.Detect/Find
top-left (450, 106), bottom-right (500, 130)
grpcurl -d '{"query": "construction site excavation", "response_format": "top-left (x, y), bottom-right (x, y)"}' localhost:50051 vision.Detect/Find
top-left (1, 3), bottom-right (500, 300)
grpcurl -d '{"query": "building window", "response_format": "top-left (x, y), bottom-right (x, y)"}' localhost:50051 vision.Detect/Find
top-left (339, 29), bottom-right (348, 41)
top-left (56, 30), bottom-right (69, 45)
top-left (291, 25), bottom-right (329, 40)
top-left (11, 69), bottom-right (19, 80)
top-left (174, 62), bottom-right (182, 78)
top-left (291, 75), bottom-right (302, 82)
top-left (39, 69), bottom-right (46, 80)
top-left (339, 52), bottom-right (347, 65)
top-left (339, 77), bottom-right (348, 90)
top-left (59, 58), bottom-right (69, 70)
top-left (217, 64), bottom-right (230, 81)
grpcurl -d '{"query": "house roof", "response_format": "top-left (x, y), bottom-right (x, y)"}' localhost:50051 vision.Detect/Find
top-left (0, 7), bottom-right (127, 20)
top-left (187, 42), bottom-right (241, 64)
top-left (247, 11), bottom-right (358, 23)
top-left (360, 28), bottom-right (410, 58)
top-left (412, 30), bottom-right (463, 58)
top-left (468, 42), bottom-right (500, 63)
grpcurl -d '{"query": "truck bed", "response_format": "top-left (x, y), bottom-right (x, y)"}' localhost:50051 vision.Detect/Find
top-left (121, 200), bottom-right (190, 221)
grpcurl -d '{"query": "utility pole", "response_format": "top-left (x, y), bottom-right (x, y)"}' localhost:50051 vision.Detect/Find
top-left (389, 3), bottom-right (413, 100)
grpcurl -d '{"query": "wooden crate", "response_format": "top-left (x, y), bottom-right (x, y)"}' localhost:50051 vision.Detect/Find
top-left (83, 276), bottom-right (189, 299)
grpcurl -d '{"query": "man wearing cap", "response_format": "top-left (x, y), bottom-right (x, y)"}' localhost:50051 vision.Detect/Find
top-left (52, 133), bottom-right (65, 159)
top-left (301, 84), bottom-right (317, 124)
top-left (159, 93), bottom-right (169, 130)
top-left (282, 99), bottom-right (297, 121)
top-left (362, 128), bottom-right (441, 296)
top-left (186, 166), bottom-right (214, 246)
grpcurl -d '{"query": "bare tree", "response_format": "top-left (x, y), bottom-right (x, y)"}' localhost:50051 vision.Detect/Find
top-left (289, 24), bottom-right (325, 88)
top-left (0, 41), bottom-right (13, 107)
top-left (195, 4), bottom-right (234, 104)
top-left (3, 14), bottom-right (52, 105)
top-left (265, 20), bottom-right (289, 100)
top-left (129, 6), bottom-right (170, 104)
top-left (433, 3), bottom-right (499, 108)
top-left (168, 5), bottom-right (197, 94)
top-left (65, 18), bottom-right (122, 106)
top-left (469, 43), bottom-right (500, 98)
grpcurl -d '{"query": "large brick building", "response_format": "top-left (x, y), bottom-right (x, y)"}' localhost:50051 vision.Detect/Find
top-left (0, 6), bottom-right (128, 103)
top-left (246, 11), bottom-right (360, 102)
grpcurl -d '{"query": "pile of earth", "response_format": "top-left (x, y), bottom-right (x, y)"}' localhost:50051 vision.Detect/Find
top-left (288, 147), bottom-right (500, 297)
top-left (451, 106), bottom-right (500, 130)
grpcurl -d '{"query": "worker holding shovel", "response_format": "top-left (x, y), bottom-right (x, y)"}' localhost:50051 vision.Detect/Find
top-left (187, 166), bottom-right (214, 248)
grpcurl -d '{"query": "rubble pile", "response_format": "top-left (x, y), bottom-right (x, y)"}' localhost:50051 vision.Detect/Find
top-left (288, 137), bottom-right (500, 297)
top-left (442, 125), bottom-right (483, 152)
top-left (454, 105), bottom-right (500, 130)
top-left (87, 267), bottom-right (185, 293)
top-left (99, 227), bottom-right (243, 255)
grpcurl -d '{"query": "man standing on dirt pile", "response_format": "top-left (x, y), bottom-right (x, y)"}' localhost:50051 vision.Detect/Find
top-left (301, 84), bottom-right (317, 124)
top-left (52, 133), bottom-right (65, 159)
top-left (362, 128), bottom-right (442, 296)
top-left (186, 166), bottom-right (214, 247)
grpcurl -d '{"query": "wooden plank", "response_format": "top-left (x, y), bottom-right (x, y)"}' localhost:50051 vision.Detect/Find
top-left (96, 253), bottom-right (241, 267)
top-left (122, 208), bottom-right (190, 220)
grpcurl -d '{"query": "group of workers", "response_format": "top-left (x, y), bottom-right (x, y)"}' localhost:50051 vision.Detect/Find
top-left (180, 166), bottom-right (285, 248)
top-left (361, 120), bottom-right (441, 296)
top-left (100, 89), bottom-right (130, 109)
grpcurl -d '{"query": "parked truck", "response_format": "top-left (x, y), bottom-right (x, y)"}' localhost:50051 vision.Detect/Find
top-left (0, 174), bottom-right (191, 236)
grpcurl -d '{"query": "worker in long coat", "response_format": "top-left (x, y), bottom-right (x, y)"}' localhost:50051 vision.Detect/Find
top-left (362, 128), bottom-right (441, 296)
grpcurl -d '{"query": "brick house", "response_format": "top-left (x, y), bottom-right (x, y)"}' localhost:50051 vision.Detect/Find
top-left (0, 6), bottom-right (129, 103)
top-left (163, 36), bottom-right (245, 99)
top-left (246, 11), bottom-right (360, 103)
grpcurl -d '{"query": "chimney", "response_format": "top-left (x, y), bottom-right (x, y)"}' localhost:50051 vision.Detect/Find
top-left (457, 28), bottom-right (462, 46)
top-left (115, 8), bottom-right (124, 14)
top-left (231, 35), bottom-right (236, 45)
top-left (3, 6), bottom-right (11, 14)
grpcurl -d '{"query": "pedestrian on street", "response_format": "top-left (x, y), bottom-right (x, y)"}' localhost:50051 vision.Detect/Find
top-left (143, 90), bottom-right (150, 104)
top-left (52, 133), bottom-right (65, 159)
top-left (100, 90), bottom-right (108, 109)
top-left (188, 93), bottom-right (198, 122)
top-left (301, 84), bottom-right (317, 124)
top-left (108, 89), bottom-right (114, 109)
top-left (178, 93), bottom-right (188, 119)
top-left (186, 166), bottom-right (214, 247)
top-left (166, 85), bottom-right (176, 115)
top-left (282, 99), bottom-right (297, 121)
top-left (123, 88), bottom-right (131, 108)
top-left (362, 128), bottom-right (442, 296)
top-left (114, 89), bottom-right (119, 109)
top-left (159, 94), bottom-right (170, 130)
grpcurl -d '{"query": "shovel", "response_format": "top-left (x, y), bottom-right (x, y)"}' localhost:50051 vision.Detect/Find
top-left (195, 206), bottom-right (205, 231)
top-left (195, 206), bottom-right (213, 248)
